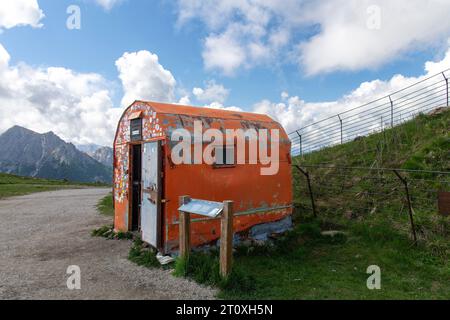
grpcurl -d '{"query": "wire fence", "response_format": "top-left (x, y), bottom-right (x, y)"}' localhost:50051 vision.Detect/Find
top-left (289, 69), bottom-right (450, 156)
top-left (293, 165), bottom-right (450, 245)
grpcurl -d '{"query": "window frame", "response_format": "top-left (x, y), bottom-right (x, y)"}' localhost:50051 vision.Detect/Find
top-left (213, 144), bottom-right (236, 168)
top-left (130, 118), bottom-right (143, 142)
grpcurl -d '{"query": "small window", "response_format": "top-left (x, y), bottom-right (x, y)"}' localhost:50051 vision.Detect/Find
top-left (130, 118), bottom-right (142, 141)
top-left (214, 145), bottom-right (235, 167)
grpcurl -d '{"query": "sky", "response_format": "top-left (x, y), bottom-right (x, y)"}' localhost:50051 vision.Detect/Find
top-left (1, 0), bottom-right (450, 146)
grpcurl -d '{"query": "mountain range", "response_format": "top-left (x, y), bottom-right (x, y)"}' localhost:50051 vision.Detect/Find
top-left (77, 145), bottom-right (113, 168)
top-left (90, 147), bottom-right (113, 168)
top-left (0, 126), bottom-right (112, 183)
top-left (76, 143), bottom-right (105, 155)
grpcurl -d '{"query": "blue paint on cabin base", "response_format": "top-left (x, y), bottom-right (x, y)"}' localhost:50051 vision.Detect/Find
top-left (216, 215), bottom-right (293, 247)
top-left (248, 216), bottom-right (293, 241)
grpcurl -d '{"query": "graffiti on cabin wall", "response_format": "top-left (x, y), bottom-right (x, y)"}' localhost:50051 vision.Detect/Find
top-left (114, 103), bottom-right (164, 203)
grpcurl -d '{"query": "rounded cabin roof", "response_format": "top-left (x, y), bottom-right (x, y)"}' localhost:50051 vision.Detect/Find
top-left (114, 100), bottom-right (289, 145)
top-left (135, 100), bottom-right (276, 123)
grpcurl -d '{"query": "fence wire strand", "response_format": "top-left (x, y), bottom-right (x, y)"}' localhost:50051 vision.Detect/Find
top-left (289, 70), bottom-right (450, 156)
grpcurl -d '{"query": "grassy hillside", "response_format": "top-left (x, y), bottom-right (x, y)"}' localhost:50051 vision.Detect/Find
top-left (0, 172), bottom-right (108, 199)
top-left (173, 109), bottom-right (449, 300)
top-left (292, 109), bottom-right (449, 243)
top-left (295, 108), bottom-right (449, 171)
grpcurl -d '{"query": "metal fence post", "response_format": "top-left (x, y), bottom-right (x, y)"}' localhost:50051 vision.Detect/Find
top-left (442, 72), bottom-right (449, 107)
top-left (393, 171), bottom-right (418, 245)
top-left (389, 96), bottom-right (394, 128)
top-left (179, 196), bottom-right (191, 259)
top-left (296, 131), bottom-right (302, 157)
top-left (287, 72), bottom-right (450, 154)
top-left (295, 165), bottom-right (317, 217)
top-left (220, 201), bottom-right (234, 278)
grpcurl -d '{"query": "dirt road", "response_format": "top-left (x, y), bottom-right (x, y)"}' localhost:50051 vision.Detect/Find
top-left (0, 188), bottom-right (216, 300)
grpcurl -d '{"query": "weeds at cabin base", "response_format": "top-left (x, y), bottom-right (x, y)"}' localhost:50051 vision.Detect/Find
top-left (128, 237), bottom-right (161, 268)
top-left (91, 224), bottom-right (133, 240)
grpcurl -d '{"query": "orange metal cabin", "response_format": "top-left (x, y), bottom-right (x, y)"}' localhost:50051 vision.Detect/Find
top-left (113, 101), bottom-right (293, 253)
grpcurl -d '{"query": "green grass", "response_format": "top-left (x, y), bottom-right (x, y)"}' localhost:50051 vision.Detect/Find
top-left (228, 218), bottom-right (449, 299)
top-left (177, 216), bottom-right (449, 300)
top-left (92, 224), bottom-right (133, 240)
top-left (174, 109), bottom-right (450, 300)
top-left (128, 236), bottom-right (161, 268)
top-left (96, 193), bottom-right (114, 216)
top-left (173, 252), bottom-right (257, 294)
top-left (291, 109), bottom-right (449, 247)
top-left (0, 172), bottom-right (108, 199)
top-left (295, 110), bottom-right (449, 171)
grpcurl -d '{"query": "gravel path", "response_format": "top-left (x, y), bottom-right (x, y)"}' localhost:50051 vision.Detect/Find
top-left (0, 188), bottom-right (216, 300)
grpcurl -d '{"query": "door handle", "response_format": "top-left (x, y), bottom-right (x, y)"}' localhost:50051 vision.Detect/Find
top-left (143, 184), bottom-right (158, 204)
top-left (146, 189), bottom-right (158, 204)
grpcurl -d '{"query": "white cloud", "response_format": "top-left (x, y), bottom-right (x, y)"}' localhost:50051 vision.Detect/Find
top-left (94, 0), bottom-right (123, 11)
top-left (253, 46), bottom-right (450, 135)
top-left (0, 0), bottom-right (44, 29)
top-left (203, 28), bottom-right (246, 76)
top-left (0, 43), bottom-right (121, 146)
top-left (0, 44), bottom-right (10, 68)
top-left (176, 0), bottom-right (450, 76)
top-left (3, 5), bottom-right (450, 151)
top-left (116, 50), bottom-right (176, 107)
top-left (425, 40), bottom-right (450, 75)
top-left (0, 43), bottom-right (240, 146)
top-left (177, 0), bottom-right (303, 75)
top-left (193, 80), bottom-right (229, 104)
top-left (178, 95), bottom-right (191, 105)
top-left (298, 0), bottom-right (450, 75)
top-left (204, 101), bottom-right (243, 112)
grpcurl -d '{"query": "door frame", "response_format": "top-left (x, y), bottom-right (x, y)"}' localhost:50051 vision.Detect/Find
top-left (128, 138), bottom-right (165, 249)
top-left (128, 142), bottom-right (142, 232)
top-left (141, 140), bottom-right (163, 249)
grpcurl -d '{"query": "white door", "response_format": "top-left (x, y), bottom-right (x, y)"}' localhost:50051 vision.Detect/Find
top-left (141, 141), bottom-right (161, 248)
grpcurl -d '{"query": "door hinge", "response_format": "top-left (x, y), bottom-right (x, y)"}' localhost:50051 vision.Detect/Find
top-left (161, 199), bottom-right (169, 203)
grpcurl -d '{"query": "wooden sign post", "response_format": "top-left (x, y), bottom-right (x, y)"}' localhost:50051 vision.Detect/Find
top-left (220, 200), bottom-right (234, 278)
top-left (178, 197), bottom-right (234, 278)
top-left (179, 196), bottom-right (191, 259)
